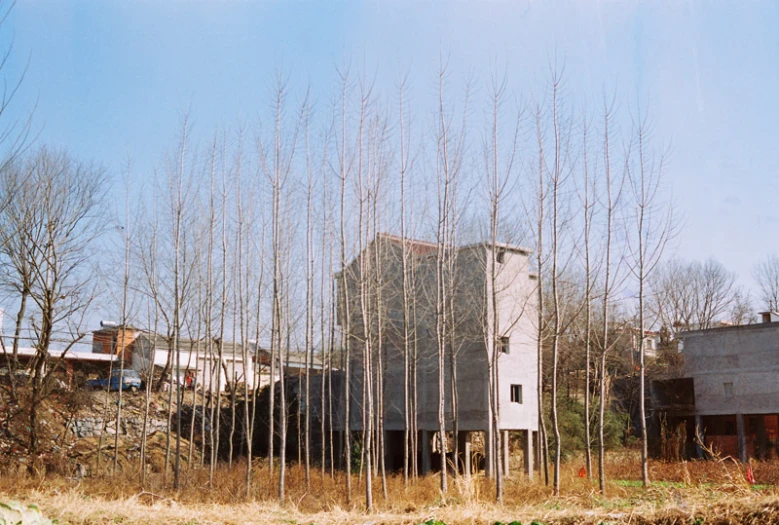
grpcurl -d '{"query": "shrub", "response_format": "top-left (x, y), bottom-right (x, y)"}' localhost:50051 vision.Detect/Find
top-left (544, 397), bottom-right (626, 462)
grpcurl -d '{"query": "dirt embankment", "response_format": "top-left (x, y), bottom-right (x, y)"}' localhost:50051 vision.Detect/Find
top-left (0, 386), bottom-right (199, 475)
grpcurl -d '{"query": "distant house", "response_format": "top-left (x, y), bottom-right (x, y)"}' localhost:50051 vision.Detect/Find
top-left (621, 325), bottom-right (661, 360)
top-left (336, 233), bottom-right (538, 478)
top-left (654, 311), bottom-right (779, 462)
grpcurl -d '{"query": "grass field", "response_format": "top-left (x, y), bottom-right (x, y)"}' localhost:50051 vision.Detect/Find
top-left (2, 452), bottom-right (779, 524)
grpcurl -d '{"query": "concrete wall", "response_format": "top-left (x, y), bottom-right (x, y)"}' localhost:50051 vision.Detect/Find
top-left (489, 246), bottom-right (539, 432)
top-left (131, 336), bottom-right (261, 393)
top-left (682, 322), bottom-right (779, 416)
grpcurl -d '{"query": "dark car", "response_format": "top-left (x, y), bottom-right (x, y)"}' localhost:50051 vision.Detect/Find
top-left (86, 369), bottom-right (142, 391)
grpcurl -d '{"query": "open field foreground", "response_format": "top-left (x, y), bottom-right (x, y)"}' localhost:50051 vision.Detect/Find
top-left (4, 454), bottom-right (779, 524)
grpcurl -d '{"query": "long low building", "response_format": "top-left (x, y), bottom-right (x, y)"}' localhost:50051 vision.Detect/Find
top-left (1, 345), bottom-right (118, 389)
top-left (91, 324), bottom-right (323, 393)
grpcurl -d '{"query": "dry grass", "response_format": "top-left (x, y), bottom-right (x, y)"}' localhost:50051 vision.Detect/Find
top-left (2, 452), bottom-right (779, 524)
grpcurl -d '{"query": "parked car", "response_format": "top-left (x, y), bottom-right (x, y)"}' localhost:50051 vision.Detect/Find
top-left (86, 369), bottom-right (142, 391)
top-left (0, 368), bottom-right (30, 385)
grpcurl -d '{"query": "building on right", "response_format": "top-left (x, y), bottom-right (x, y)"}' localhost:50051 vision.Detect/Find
top-left (655, 311), bottom-right (779, 462)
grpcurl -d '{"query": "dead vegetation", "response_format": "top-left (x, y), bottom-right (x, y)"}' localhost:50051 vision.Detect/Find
top-left (2, 452), bottom-right (779, 524)
top-left (3, 384), bottom-right (778, 524)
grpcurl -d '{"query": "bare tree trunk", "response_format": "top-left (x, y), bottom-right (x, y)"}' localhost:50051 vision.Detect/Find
top-left (549, 75), bottom-right (563, 496)
top-left (628, 113), bottom-right (671, 488)
top-left (112, 163), bottom-right (132, 476)
top-left (336, 68), bottom-right (353, 503)
top-left (581, 119), bottom-right (594, 480)
top-left (355, 86), bottom-right (374, 511)
top-left (397, 77), bottom-right (413, 490)
top-left (483, 74), bottom-right (519, 501)
top-left (172, 117), bottom-right (190, 490)
top-left (214, 134), bottom-right (229, 484)
top-left (434, 61), bottom-right (461, 499)
top-left (304, 105), bottom-right (314, 491)
top-left (535, 108), bottom-right (550, 486)
top-left (140, 169), bottom-right (162, 486)
top-left (598, 103), bottom-right (620, 495)
top-left (259, 78), bottom-right (303, 504)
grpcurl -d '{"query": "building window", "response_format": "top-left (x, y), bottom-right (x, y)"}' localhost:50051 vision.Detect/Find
top-left (499, 336), bottom-right (510, 354)
top-left (724, 382), bottom-right (734, 397)
top-left (510, 384), bottom-right (523, 403)
top-left (496, 248), bottom-right (506, 264)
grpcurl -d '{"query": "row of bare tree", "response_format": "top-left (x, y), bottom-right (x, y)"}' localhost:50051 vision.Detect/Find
top-left (0, 58), bottom-right (775, 508)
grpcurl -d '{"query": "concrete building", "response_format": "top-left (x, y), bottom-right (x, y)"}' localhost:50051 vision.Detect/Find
top-left (336, 233), bottom-right (538, 477)
top-left (656, 312), bottom-right (779, 462)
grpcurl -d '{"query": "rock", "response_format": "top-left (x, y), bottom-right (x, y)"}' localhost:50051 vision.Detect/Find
top-left (0, 501), bottom-right (56, 525)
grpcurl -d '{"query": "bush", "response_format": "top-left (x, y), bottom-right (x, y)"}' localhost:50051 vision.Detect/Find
top-left (544, 396), bottom-right (626, 462)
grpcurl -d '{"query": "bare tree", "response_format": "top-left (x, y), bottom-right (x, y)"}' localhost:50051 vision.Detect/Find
top-left (596, 101), bottom-right (625, 495)
top-left (625, 111), bottom-right (672, 488)
top-left (433, 59), bottom-right (466, 498)
top-left (534, 105), bottom-right (550, 486)
top-left (397, 75), bottom-right (413, 489)
top-left (753, 254), bottom-right (779, 313)
top-left (730, 290), bottom-right (754, 325)
top-left (482, 70), bottom-right (521, 501)
top-left (0, 147), bottom-right (106, 458)
top-left (258, 76), bottom-right (304, 503)
top-left (544, 70), bottom-right (576, 497)
top-left (578, 113), bottom-right (597, 480)
top-left (335, 66), bottom-right (354, 503)
top-left (112, 160), bottom-right (134, 475)
top-left (650, 258), bottom-right (741, 333)
top-left (303, 99), bottom-right (314, 492)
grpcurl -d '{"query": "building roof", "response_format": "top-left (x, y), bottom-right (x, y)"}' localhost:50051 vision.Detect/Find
top-left (677, 321), bottom-right (779, 338)
top-left (92, 325), bottom-right (249, 357)
top-left (377, 232), bottom-right (438, 255)
top-left (5, 347), bottom-right (118, 363)
top-left (377, 232), bottom-right (533, 257)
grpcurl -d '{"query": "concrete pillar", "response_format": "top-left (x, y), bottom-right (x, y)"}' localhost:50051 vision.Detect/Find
top-left (458, 431), bottom-right (472, 477)
top-left (694, 415), bottom-right (704, 459)
top-left (736, 413), bottom-right (747, 463)
top-left (502, 430), bottom-right (510, 477)
top-left (336, 431), bottom-right (344, 470)
top-left (484, 430), bottom-right (493, 478)
top-left (757, 416), bottom-right (767, 460)
top-left (536, 428), bottom-right (543, 475)
top-left (420, 430), bottom-right (431, 475)
top-left (523, 429), bottom-right (534, 480)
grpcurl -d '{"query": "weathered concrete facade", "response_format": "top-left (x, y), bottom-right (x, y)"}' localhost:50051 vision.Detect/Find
top-left (670, 315), bottom-right (779, 461)
top-left (337, 233), bottom-right (538, 476)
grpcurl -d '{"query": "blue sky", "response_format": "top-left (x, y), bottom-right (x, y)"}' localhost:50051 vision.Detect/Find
top-left (3, 0), bottom-right (779, 293)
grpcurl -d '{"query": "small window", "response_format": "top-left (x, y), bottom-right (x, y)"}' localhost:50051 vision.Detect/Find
top-left (499, 336), bottom-right (510, 354)
top-left (496, 248), bottom-right (506, 264)
top-left (724, 382), bottom-right (734, 397)
top-left (511, 384), bottom-right (523, 403)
